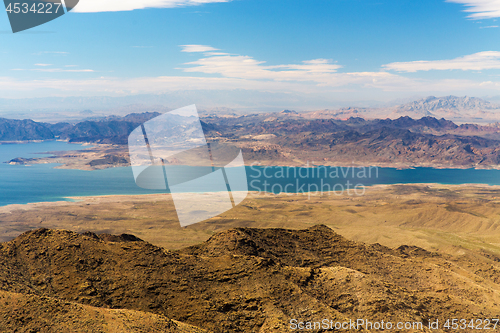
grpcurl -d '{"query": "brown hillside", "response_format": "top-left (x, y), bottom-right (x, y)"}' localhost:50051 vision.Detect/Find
top-left (0, 226), bottom-right (499, 332)
top-left (0, 289), bottom-right (207, 333)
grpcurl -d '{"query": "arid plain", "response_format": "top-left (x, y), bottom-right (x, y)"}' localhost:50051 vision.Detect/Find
top-left (1, 184), bottom-right (499, 256)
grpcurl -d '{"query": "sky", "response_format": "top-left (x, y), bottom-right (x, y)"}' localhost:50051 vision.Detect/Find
top-left (1, 0), bottom-right (500, 110)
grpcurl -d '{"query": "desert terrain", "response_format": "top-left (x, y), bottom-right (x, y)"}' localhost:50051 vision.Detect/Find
top-left (0, 186), bottom-right (499, 331)
top-left (1, 184), bottom-right (499, 255)
top-left (2, 96), bottom-right (500, 331)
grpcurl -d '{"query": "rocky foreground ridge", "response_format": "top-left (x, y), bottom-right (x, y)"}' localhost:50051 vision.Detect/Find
top-left (0, 226), bottom-right (499, 332)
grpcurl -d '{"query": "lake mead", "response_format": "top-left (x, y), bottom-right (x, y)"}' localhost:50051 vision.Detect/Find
top-left (2, 142), bottom-right (500, 206)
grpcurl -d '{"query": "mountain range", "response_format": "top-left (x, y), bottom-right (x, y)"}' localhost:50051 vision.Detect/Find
top-left (5, 97), bottom-right (500, 169)
top-left (0, 112), bottom-right (161, 144)
top-left (1, 95), bottom-right (500, 143)
top-left (201, 112), bottom-right (500, 168)
top-left (304, 95), bottom-right (500, 122)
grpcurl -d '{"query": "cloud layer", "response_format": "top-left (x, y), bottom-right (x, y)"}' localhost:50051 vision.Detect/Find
top-left (4, 46), bottom-right (500, 101)
top-left (181, 45), bottom-right (219, 53)
top-left (182, 55), bottom-right (344, 82)
top-left (73, 0), bottom-right (232, 13)
top-left (447, 0), bottom-right (500, 19)
top-left (177, 46), bottom-right (399, 87)
top-left (383, 51), bottom-right (500, 72)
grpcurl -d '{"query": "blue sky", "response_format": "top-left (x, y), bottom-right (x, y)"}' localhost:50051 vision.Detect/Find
top-left (1, 0), bottom-right (500, 109)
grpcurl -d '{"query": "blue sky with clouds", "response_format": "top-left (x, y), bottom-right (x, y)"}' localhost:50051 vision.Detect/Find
top-left (1, 0), bottom-right (500, 108)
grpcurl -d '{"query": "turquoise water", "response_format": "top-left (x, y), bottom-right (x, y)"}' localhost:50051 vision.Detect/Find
top-left (2, 142), bottom-right (500, 206)
top-left (0, 141), bottom-right (165, 206)
top-left (247, 165), bottom-right (500, 195)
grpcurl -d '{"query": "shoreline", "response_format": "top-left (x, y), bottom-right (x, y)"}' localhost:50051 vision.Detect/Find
top-left (2, 182), bottom-right (500, 214)
top-left (8, 155), bottom-right (500, 171)
top-left (4, 140), bottom-right (500, 171)
top-left (0, 139), bottom-right (93, 145)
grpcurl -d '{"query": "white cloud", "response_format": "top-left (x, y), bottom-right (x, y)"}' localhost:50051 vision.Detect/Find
top-left (382, 51), bottom-right (500, 72)
top-left (0, 74), bottom-right (497, 99)
top-left (0, 76), bottom-right (307, 95)
top-left (0, 73), bottom-right (499, 104)
top-left (447, 0), bottom-right (500, 19)
top-left (34, 64), bottom-right (52, 67)
top-left (178, 48), bottom-right (433, 91)
top-left (180, 51), bottom-right (346, 83)
top-left (73, 0), bottom-right (232, 13)
top-left (181, 45), bottom-right (219, 53)
top-left (3, 46), bottom-right (500, 100)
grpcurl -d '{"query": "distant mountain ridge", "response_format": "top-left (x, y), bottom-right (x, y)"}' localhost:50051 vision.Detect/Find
top-left (1, 95), bottom-right (500, 144)
top-left (200, 111), bottom-right (500, 168)
top-left (4, 103), bottom-right (500, 169)
top-left (0, 112), bottom-right (161, 144)
top-left (396, 95), bottom-right (489, 111)
top-left (0, 118), bottom-right (54, 141)
top-left (304, 95), bottom-right (500, 122)
top-left (392, 95), bottom-right (500, 119)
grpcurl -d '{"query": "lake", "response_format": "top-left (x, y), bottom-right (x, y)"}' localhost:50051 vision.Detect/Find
top-left (2, 141), bottom-right (500, 206)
